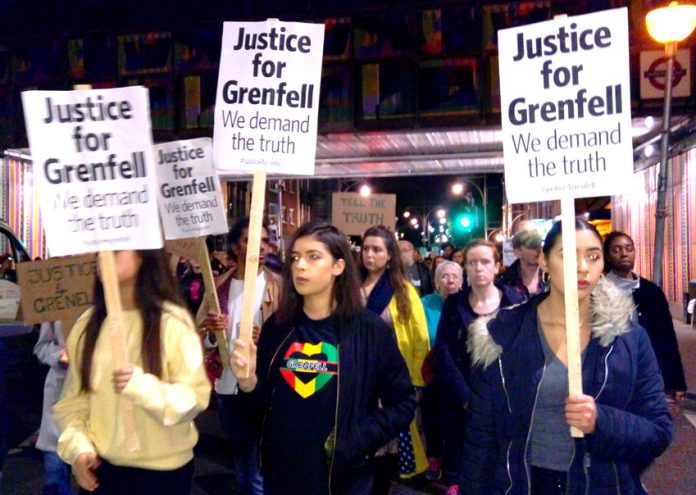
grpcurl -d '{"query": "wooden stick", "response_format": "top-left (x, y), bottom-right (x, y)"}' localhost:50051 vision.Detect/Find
top-left (196, 237), bottom-right (230, 368)
top-left (560, 196), bottom-right (584, 438)
top-left (74, 85), bottom-right (139, 451)
top-left (238, 171), bottom-right (267, 378)
top-left (168, 252), bottom-right (180, 277)
top-left (98, 251), bottom-right (140, 451)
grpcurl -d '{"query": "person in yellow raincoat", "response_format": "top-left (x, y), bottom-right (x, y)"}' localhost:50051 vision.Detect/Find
top-left (361, 226), bottom-right (430, 492)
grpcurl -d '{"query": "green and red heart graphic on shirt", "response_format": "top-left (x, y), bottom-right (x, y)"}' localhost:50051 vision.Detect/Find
top-left (280, 342), bottom-right (338, 398)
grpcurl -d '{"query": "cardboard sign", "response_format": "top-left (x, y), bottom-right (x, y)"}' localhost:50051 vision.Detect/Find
top-left (164, 237), bottom-right (202, 263)
top-left (16, 254), bottom-right (97, 324)
top-left (331, 192), bottom-right (396, 236)
top-left (640, 49), bottom-right (691, 99)
top-left (213, 20), bottom-right (325, 176)
top-left (155, 138), bottom-right (228, 239)
top-left (498, 8), bottom-right (633, 204)
top-left (21, 87), bottom-right (163, 256)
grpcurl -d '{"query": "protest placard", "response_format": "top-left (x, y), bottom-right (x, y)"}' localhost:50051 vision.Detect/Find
top-left (21, 85), bottom-right (160, 451)
top-left (17, 254), bottom-right (96, 325)
top-left (331, 192), bottom-right (396, 236)
top-left (155, 138), bottom-right (228, 240)
top-left (499, 8), bottom-right (632, 204)
top-left (21, 87), bottom-right (162, 256)
top-left (213, 20), bottom-right (325, 175)
top-left (212, 20), bottom-right (324, 376)
top-left (0, 281), bottom-right (21, 320)
top-left (164, 237), bottom-right (202, 263)
top-left (498, 8), bottom-right (633, 437)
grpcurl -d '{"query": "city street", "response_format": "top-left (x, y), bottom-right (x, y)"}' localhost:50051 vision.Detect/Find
top-left (2, 319), bottom-right (696, 495)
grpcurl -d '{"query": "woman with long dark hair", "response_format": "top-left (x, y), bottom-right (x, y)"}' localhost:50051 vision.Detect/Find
top-left (461, 219), bottom-right (672, 494)
top-left (54, 249), bottom-right (211, 494)
top-left (360, 225), bottom-right (430, 486)
top-left (230, 220), bottom-right (415, 495)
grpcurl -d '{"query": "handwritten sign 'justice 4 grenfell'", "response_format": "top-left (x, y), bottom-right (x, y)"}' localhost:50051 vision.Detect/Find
top-left (21, 87), bottom-right (162, 255)
top-left (213, 20), bottom-right (325, 176)
top-left (498, 7), bottom-right (633, 204)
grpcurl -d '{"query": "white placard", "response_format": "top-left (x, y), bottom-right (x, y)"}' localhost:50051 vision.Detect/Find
top-left (499, 8), bottom-right (633, 204)
top-left (640, 49), bottom-right (691, 99)
top-left (22, 87), bottom-right (162, 256)
top-left (213, 20), bottom-right (325, 176)
top-left (155, 138), bottom-right (228, 240)
top-left (502, 239), bottom-right (516, 267)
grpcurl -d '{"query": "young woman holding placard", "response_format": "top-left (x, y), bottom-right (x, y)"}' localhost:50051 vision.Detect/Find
top-left (460, 219), bottom-right (672, 495)
top-left (53, 249), bottom-right (211, 494)
top-left (360, 225), bottom-right (430, 488)
top-left (230, 220), bottom-right (415, 495)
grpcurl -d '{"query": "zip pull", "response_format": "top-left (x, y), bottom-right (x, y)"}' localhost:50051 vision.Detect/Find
top-left (584, 452), bottom-right (591, 468)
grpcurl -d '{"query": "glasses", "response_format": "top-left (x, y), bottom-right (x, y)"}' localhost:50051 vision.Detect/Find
top-left (439, 273), bottom-right (461, 281)
top-left (610, 244), bottom-right (634, 254)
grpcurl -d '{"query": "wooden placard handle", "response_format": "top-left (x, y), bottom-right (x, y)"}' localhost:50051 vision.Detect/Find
top-left (73, 84), bottom-right (139, 450)
top-left (237, 172), bottom-right (267, 379)
top-left (98, 251), bottom-right (140, 452)
top-left (560, 196), bottom-right (584, 439)
top-left (196, 237), bottom-right (230, 368)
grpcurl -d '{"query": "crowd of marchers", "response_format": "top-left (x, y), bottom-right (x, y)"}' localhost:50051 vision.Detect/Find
top-left (17, 217), bottom-right (686, 495)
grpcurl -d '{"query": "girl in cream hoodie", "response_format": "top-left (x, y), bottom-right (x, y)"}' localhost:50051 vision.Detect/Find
top-left (54, 249), bottom-right (211, 494)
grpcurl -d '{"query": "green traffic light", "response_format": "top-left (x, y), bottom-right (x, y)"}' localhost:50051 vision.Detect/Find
top-left (459, 216), bottom-right (472, 229)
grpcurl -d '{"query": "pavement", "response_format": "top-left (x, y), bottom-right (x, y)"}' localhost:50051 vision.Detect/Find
top-left (2, 319), bottom-right (696, 495)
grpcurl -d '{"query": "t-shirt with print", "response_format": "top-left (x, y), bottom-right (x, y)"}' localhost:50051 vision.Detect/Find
top-left (262, 311), bottom-right (339, 495)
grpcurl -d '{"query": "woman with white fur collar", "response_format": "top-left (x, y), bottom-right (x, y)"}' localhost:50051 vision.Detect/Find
top-left (460, 219), bottom-right (672, 495)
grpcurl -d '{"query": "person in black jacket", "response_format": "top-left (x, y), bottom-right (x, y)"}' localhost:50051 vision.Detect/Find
top-left (496, 229), bottom-right (546, 301)
top-left (433, 239), bottom-right (524, 494)
top-left (230, 220), bottom-right (416, 495)
top-left (461, 219), bottom-right (672, 495)
top-left (604, 231), bottom-right (687, 400)
top-left (399, 239), bottom-right (434, 297)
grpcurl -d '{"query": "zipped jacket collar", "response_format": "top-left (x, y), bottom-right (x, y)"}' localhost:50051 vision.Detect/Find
top-left (469, 277), bottom-right (634, 368)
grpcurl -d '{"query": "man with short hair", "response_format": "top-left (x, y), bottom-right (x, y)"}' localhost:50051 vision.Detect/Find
top-left (604, 231), bottom-right (687, 401)
top-left (197, 217), bottom-right (281, 495)
top-left (440, 242), bottom-right (455, 260)
top-left (497, 229), bottom-right (547, 301)
top-left (399, 239), bottom-right (434, 297)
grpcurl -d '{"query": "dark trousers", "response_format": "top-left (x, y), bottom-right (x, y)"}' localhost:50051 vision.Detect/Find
top-left (530, 466), bottom-right (567, 495)
top-left (79, 459), bottom-right (194, 495)
top-left (216, 393), bottom-right (264, 495)
top-left (371, 454), bottom-right (397, 495)
top-left (420, 384), bottom-right (443, 459)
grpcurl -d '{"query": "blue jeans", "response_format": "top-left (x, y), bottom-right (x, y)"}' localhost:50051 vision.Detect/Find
top-left (217, 393), bottom-right (264, 495)
top-left (43, 451), bottom-right (72, 495)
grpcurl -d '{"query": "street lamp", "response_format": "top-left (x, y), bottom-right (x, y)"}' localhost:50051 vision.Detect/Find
top-left (401, 206), bottom-right (447, 249)
top-left (646, 1), bottom-right (696, 285)
top-left (340, 180), bottom-right (372, 196)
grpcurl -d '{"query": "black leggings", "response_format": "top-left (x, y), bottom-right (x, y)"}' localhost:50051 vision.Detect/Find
top-left (79, 459), bottom-right (194, 495)
top-left (530, 465), bottom-right (567, 495)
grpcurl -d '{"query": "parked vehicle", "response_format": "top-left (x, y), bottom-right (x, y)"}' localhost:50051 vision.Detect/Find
top-left (0, 219), bottom-right (38, 374)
